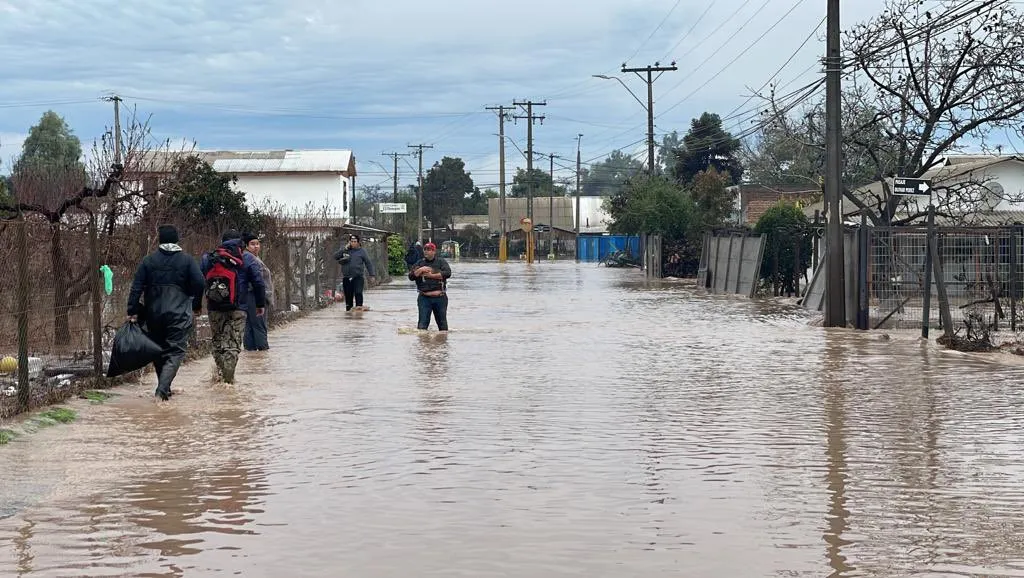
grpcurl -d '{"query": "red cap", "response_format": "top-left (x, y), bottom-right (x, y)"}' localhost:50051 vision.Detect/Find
top-left (424, 242), bottom-right (437, 250)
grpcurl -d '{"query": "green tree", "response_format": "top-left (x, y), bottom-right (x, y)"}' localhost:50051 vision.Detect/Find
top-left (461, 187), bottom-right (496, 215)
top-left (754, 203), bottom-right (811, 296)
top-left (690, 167), bottom-right (737, 231)
top-left (604, 175), bottom-right (695, 239)
top-left (159, 155), bottom-right (259, 235)
top-left (672, 112), bottom-right (744, 185)
top-left (582, 150), bottom-right (644, 196)
top-left (422, 156), bottom-right (474, 232)
top-left (511, 167), bottom-right (565, 198)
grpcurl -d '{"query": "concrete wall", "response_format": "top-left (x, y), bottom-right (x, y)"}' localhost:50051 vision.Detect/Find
top-left (233, 173), bottom-right (350, 217)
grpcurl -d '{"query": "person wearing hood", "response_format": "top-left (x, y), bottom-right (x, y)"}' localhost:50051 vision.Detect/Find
top-left (201, 229), bottom-right (267, 383)
top-left (241, 232), bottom-right (273, 351)
top-left (127, 224), bottom-right (206, 400)
top-left (333, 234), bottom-right (376, 311)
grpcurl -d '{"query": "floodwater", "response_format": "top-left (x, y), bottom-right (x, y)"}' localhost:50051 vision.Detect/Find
top-left (3, 262), bottom-right (1024, 577)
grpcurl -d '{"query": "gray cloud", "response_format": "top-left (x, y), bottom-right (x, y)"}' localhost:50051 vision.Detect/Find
top-left (2, 0), bottom-right (907, 183)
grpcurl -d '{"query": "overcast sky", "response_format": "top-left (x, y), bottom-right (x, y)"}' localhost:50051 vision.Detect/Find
top-left (3, 0), bottom-right (1015, 191)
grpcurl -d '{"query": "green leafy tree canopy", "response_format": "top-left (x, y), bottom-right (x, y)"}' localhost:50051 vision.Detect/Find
top-left (672, 112), bottom-right (743, 185)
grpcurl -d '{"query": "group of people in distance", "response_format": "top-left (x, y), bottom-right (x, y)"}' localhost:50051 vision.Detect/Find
top-left (126, 226), bottom-right (452, 401)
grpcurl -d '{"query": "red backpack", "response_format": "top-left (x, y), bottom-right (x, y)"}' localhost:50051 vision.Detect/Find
top-left (205, 245), bottom-right (245, 311)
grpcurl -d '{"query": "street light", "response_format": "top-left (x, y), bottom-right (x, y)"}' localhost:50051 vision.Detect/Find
top-left (592, 74), bottom-right (648, 111)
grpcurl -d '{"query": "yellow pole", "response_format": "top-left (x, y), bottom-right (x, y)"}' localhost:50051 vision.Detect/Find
top-left (521, 218), bottom-right (534, 264)
top-left (499, 233), bottom-right (507, 262)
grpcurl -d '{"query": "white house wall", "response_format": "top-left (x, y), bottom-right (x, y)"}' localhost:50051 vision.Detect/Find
top-left (233, 173), bottom-right (349, 217)
top-left (980, 163), bottom-right (1024, 211)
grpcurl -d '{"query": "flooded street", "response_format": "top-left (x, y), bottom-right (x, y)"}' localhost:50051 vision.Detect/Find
top-left (3, 261), bottom-right (1024, 577)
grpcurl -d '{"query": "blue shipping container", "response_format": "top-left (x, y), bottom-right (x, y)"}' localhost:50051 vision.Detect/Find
top-left (576, 235), bottom-right (641, 262)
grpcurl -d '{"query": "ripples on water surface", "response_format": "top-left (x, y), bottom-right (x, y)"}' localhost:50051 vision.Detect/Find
top-left (3, 262), bottom-right (1024, 577)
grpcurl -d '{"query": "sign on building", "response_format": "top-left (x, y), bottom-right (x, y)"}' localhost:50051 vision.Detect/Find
top-left (378, 202), bottom-right (407, 214)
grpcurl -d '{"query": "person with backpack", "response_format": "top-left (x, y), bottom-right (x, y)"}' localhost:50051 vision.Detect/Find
top-left (126, 224), bottom-right (206, 401)
top-left (201, 230), bottom-right (267, 384)
top-left (333, 234), bottom-right (376, 311)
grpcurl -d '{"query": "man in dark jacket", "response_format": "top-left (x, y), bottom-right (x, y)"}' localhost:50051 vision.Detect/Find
top-left (201, 230), bottom-right (267, 384)
top-left (127, 224), bottom-right (206, 400)
top-left (408, 242), bottom-right (452, 331)
top-left (333, 234), bottom-right (377, 311)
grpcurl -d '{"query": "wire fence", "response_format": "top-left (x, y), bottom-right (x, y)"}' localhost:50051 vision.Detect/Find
top-left (867, 225), bottom-right (1022, 336)
top-left (0, 215), bottom-right (392, 419)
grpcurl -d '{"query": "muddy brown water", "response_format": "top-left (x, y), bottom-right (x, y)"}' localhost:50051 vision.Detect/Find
top-left (3, 262), bottom-right (1024, 577)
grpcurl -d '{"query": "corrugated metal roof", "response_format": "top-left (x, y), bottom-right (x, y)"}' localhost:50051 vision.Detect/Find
top-left (207, 150), bottom-right (354, 174)
top-left (140, 149), bottom-right (356, 175)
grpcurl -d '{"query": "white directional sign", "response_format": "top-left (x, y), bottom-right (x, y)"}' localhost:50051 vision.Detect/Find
top-left (892, 177), bottom-right (932, 196)
top-left (378, 202), bottom-right (407, 214)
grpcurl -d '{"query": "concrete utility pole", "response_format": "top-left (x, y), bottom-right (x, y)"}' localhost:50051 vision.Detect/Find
top-left (824, 0), bottom-right (846, 327)
top-left (549, 153), bottom-right (556, 258)
top-left (487, 105), bottom-right (515, 263)
top-left (575, 133), bottom-right (583, 262)
top-left (382, 152), bottom-right (409, 231)
top-left (408, 144), bottom-right (433, 245)
top-left (617, 62), bottom-right (676, 173)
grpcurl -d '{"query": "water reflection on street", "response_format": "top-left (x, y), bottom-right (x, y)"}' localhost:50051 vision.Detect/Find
top-left (3, 261), bottom-right (1024, 577)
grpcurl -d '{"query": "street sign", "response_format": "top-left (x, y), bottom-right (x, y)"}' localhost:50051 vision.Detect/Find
top-left (892, 176), bottom-right (932, 196)
top-left (378, 202), bottom-right (407, 214)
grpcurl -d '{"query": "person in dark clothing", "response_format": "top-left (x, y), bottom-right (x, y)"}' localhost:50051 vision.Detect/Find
top-left (241, 232), bottom-right (273, 351)
top-left (201, 230), bottom-right (267, 384)
top-left (333, 234), bottom-right (377, 311)
top-left (409, 242), bottom-right (452, 331)
top-left (404, 240), bottom-right (424, 271)
top-left (127, 224), bottom-right (206, 401)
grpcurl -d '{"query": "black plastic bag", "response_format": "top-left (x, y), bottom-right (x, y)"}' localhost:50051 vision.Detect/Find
top-left (106, 322), bottom-right (163, 378)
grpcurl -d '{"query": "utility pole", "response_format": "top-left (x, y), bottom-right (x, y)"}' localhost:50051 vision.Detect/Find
top-left (824, 0), bottom-right (846, 327)
top-left (102, 94), bottom-right (123, 236)
top-left (513, 100), bottom-right (545, 264)
top-left (575, 134), bottom-right (583, 262)
top-left (619, 62), bottom-right (676, 173)
top-left (548, 153), bottom-right (556, 259)
top-left (382, 152), bottom-right (409, 232)
top-left (487, 105), bottom-right (515, 263)
top-left (408, 144), bottom-right (433, 245)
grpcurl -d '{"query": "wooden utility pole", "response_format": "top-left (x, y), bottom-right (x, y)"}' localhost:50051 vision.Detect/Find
top-left (487, 105), bottom-right (515, 262)
top-left (619, 63), bottom-right (676, 173)
top-left (824, 0), bottom-right (846, 326)
top-left (548, 153), bottom-right (556, 259)
top-left (382, 152), bottom-right (409, 232)
top-left (408, 144), bottom-right (433, 244)
top-left (575, 134), bottom-right (583, 262)
top-left (513, 100), bottom-right (545, 264)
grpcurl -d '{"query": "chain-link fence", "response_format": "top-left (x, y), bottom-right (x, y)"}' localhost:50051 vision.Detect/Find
top-left (0, 216), bottom-right (393, 419)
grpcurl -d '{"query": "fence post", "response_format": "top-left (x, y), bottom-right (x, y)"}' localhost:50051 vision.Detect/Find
top-left (313, 239), bottom-right (322, 307)
top-left (921, 207), bottom-right (935, 339)
top-left (1011, 226), bottom-right (1019, 332)
top-left (856, 216), bottom-right (869, 330)
top-left (299, 238), bottom-right (308, 310)
top-left (930, 226), bottom-right (954, 339)
top-left (89, 213), bottom-right (103, 377)
top-left (283, 239), bottom-right (292, 311)
top-left (16, 218), bottom-right (30, 412)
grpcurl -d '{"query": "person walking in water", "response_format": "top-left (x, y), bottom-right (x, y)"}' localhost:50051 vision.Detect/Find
top-left (334, 234), bottom-right (376, 311)
top-left (201, 230), bottom-right (267, 384)
top-left (126, 224), bottom-right (206, 400)
top-left (409, 242), bottom-right (452, 331)
top-left (242, 232), bottom-right (273, 351)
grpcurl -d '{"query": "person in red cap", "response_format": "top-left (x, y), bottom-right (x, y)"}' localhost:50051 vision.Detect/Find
top-left (408, 241), bottom-right (452, 331)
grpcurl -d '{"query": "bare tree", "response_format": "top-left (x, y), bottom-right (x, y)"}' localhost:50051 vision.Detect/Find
top-left (755, 0), bottom-right (1024, 225)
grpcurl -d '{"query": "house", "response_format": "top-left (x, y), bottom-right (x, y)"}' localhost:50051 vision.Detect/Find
top-left (804, 154), bottom-right (1024, 225)
top-left (142, 149), bottom-right (358, 219)
top-left (731, 183), bottom-right (822, 226)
